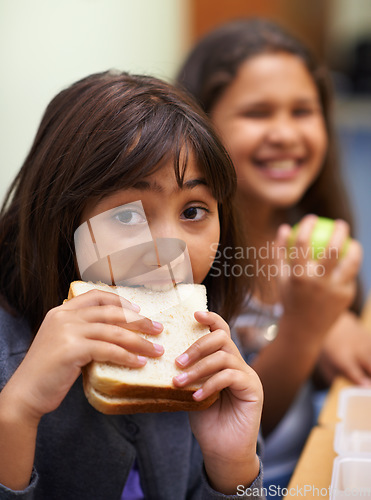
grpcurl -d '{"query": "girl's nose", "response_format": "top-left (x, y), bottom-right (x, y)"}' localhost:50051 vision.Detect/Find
top-left (142, 240), bottom-right (186, 268)
top-left (149, 220), bottom-right (181, 244)
top-left (143, 220), bottom-right (184, 267)
top-left (141, 245), bottom-right (160, 268)
top-left (266, 114), bottom-right (299, 145)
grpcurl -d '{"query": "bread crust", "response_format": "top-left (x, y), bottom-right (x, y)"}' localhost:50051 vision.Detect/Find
top-left (83, 363), bottom-right (202, 400)
top-left (84, 379), bottom-right (219, 415)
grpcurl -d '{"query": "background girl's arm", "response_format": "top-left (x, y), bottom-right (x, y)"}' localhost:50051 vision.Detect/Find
top-left (251, 217), bottom-right (362, 435)
top-left (317, 311), bottom-right (371, 385)
top-left (251, 314), bottom-right (330, 435)
top-left (0, 290), bottom-right (163, 491)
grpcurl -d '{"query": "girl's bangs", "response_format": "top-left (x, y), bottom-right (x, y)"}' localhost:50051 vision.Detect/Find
top-left (110, 111), bottom-right (235, 204)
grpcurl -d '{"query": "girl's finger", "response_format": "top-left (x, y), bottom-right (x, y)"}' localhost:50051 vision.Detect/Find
top-left (173, 350), bottom-right (242, 387)
top-left (192, 367), bottom-right (261, 403)
top-left (342, 358), bottom-right (371, 387)
top-left (85, 339), bottom-right (150, 368)
top-left (275, 224), bottom-right (294, 280)
top-left (331, 239), bottom-right (362, 284)
top-left (319, 220), bottom-right (350, 274)
top-left (63, 288), bottom-right (141, 313)
top-left (193, 310), bottom-right (230, 333)
top-left (175, 329), bottom-right (239, 368)
top-left (80, 322), bottom-right (164, 358)
top-left (275, 223), bottom-right (292, 249)
top-left (290, 215), bottom-right (318, 266)
top-left (359, 358), bottom-right (371, 387)
top-left (77, 305), bottom-right (163, 335)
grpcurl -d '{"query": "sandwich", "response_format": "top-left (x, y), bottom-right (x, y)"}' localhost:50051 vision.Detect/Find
top-left (68, 281), bottom-right (219, 414)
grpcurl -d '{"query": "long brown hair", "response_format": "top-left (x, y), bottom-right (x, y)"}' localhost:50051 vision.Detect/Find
top-left (177, 18), bottom-right (362, 310)
top-left (0, 71), bottom-right (251, 333)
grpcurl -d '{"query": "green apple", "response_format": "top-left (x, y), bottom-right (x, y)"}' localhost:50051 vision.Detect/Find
top-left (288, 217), bottom-right (350, 260)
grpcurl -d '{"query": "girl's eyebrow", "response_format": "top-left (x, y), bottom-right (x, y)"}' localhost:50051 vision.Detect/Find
top-left (183, 178), bottom-right (208, 189)
top-left (241, 97), bottom-right (319, 107)
top-left (293, 97), bottom-right (321, 105)
top-left (132, 178), bottom-right (208, 192)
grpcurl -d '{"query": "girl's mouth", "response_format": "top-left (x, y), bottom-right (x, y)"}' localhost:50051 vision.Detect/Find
top-left (141, 280), bottom-right (182, 291)
top-left (253, 158), bottom-right (304, 179)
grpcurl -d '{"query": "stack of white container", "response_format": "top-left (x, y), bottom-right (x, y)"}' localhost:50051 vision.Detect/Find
top-left (330, 387), bottom-right (371, 498)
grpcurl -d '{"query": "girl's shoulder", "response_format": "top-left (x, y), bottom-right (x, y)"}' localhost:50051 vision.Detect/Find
top-left (0, 306), bottom-right (32, 387)
top-left (239, 295), bottom-right (283, 321)
top-left (0, 305), bottom-right (31, 348)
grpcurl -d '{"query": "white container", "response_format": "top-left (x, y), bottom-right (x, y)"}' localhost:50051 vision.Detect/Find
top-left (334, 387), bottom-right (371, 455)
top-left (330, 455), bottom-right (371, 498)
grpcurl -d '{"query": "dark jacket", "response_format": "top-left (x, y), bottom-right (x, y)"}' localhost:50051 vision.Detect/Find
top-left (0, 307), bottom-right (264, 499)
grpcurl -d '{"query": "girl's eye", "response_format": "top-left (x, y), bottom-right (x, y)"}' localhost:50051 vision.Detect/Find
top-left (242, 109), bottom-right (270, 119)
top-left (114, 209), bottom-right (146, 225)
top-left (293, 108), bottom-right (313, 117)
top-left (182, 206), bottom-right (209, 221)
top-left (240, 104), bottom-right (272, 119)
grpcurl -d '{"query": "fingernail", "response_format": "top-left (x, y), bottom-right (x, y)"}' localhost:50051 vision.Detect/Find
top-left (176, 353), bottom-right (189, 366)
top-left (152, 321), bottom-right (163, 331)
top-left (196, 311), bottom-right (208, 319)
top-left (137, 356), bottom-right (147, 365)
top-left (175, 372), bottom-right (188, 384)
top-left (153, 343), bottom-right (164, 354)
top-left (193, 388), bottom-right (203, 400)
top-left (120, 297), bottom-right (140, 312)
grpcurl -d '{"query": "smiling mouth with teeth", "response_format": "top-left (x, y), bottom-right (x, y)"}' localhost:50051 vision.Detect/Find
top-left (265, 160), bottom-right (298, 170)
top-left (254, 157), bottom-right (304, 170)
top-left (252, 158), bottom-right (304, 179)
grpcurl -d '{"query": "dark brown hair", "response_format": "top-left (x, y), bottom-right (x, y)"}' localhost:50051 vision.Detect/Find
top-left (177, 18), bottom-right (362, 310)
top-left (0, 71), bottom-right (250, 332)
top-left (177, 18), bottom-right (355, 225)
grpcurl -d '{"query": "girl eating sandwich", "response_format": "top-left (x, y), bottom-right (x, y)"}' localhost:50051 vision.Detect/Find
top-left (0, 71), bottom-right (264, 499)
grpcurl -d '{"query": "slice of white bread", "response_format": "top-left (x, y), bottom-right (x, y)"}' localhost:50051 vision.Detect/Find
top-left (83, 380), bottom-right (216, 415)
top-left (68, 281), bottom-right (219, 413)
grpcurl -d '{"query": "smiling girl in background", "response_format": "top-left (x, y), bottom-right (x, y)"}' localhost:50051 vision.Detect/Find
top-left (0, 71), bottom-right (264, 499)
top-left (177, 18), bottom-right (366, 492)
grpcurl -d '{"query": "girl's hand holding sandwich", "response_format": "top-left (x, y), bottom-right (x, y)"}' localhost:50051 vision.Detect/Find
top-left (174, 310), bottom-right (263, 494)
top-left (2, 289), bottom-right (164, 424)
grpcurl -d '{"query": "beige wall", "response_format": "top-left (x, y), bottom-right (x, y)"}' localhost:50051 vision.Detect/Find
top-left (328, 0), bottom-right (371, 47)
top-left (0, 0), bottom-right (190, 204)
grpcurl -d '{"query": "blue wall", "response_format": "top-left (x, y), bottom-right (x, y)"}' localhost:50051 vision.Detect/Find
top-left (338, 127), bottom-right (371, 298)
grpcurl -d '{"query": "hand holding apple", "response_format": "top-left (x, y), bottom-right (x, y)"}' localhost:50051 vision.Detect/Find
top-left (288, 216), bottom-right (350, 260)
top-left (274, 215), bottom-right (362, 346)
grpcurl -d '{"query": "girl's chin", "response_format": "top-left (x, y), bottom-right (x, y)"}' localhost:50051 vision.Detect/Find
top-left (271, 198), bottom-right (302, 209)
top-left (238, 189), bottom-right (305, 212)
top-left (264, 189), bottom-right (306, 208)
